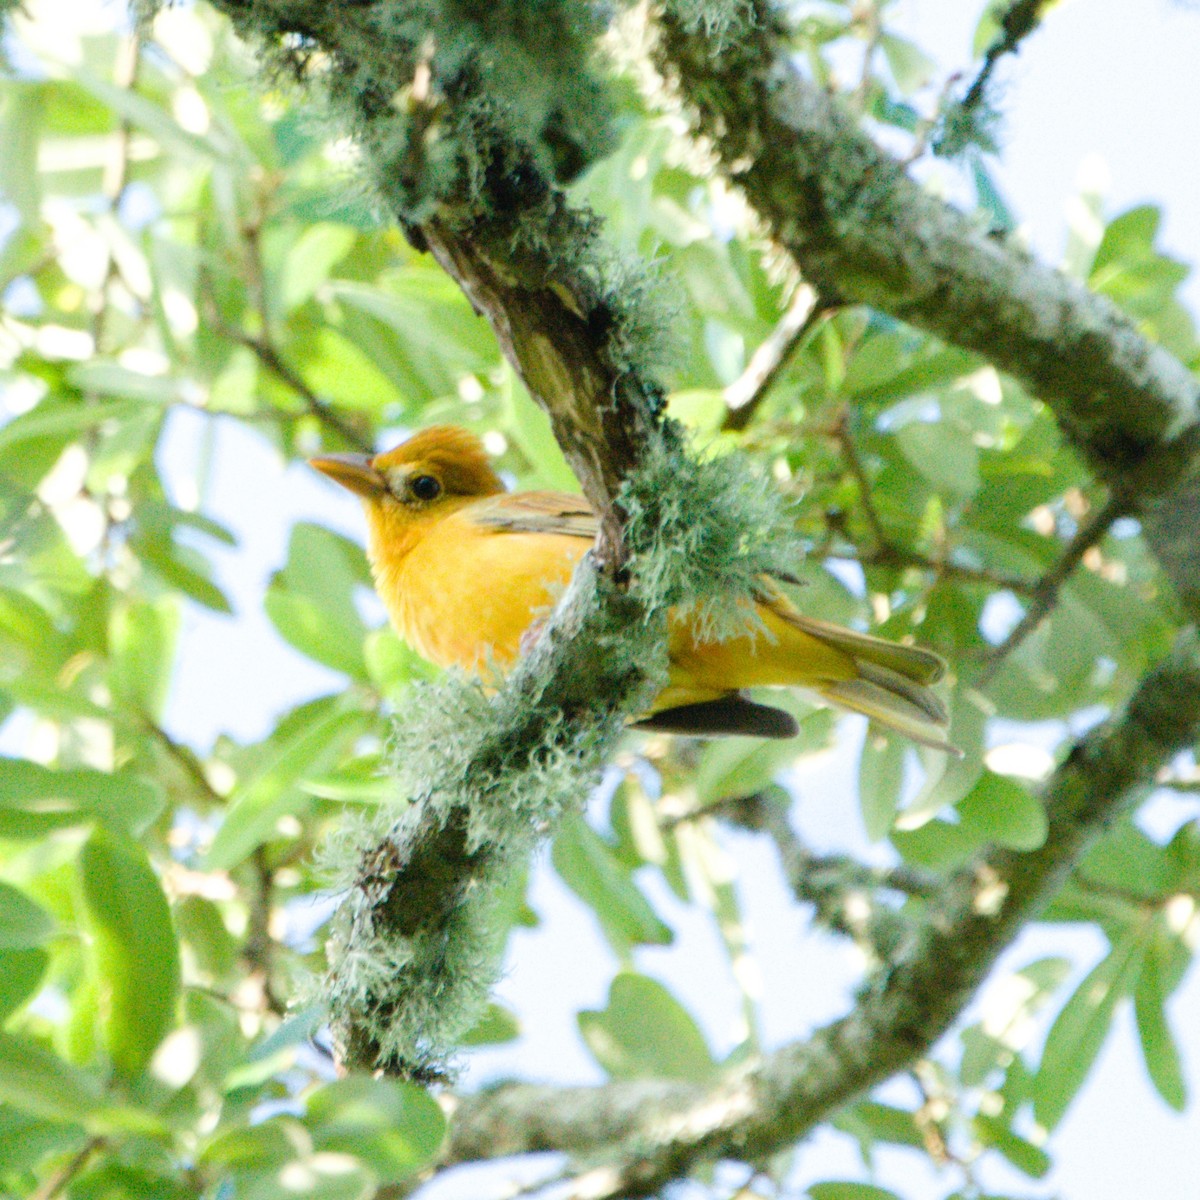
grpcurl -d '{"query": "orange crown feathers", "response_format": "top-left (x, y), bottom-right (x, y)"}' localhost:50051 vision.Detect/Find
top-left (372, 425), bottom-right (505, 498)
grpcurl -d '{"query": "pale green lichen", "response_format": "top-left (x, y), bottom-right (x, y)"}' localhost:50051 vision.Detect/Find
top-left (622, 430), bottom-right (805, 635)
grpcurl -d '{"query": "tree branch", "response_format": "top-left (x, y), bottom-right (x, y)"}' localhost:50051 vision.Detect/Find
top-left (956, 0), bottom-right (1056, 128)
top-left (716, 789), bottom-right (937, 960)
top-left (441, 629), bottom-right (1200, 1189)
top-left (652, 0), bottom-right (1200, 616)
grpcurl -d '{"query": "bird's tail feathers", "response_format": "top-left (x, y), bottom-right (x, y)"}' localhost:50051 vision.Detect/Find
top-left (772, 607), bottom-right (947, 686)
top-left (817, 665), bottom-right (961, 756)
top-left (770, 605), bottom-right (958, 753)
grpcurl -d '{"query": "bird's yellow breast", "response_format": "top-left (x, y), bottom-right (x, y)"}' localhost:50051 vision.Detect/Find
top-left (367, 503), bottom-right (587, 674)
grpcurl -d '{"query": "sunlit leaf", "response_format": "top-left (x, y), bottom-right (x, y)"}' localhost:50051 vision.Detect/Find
top-left (0, 1031), bottom-right (101, 1125)
top-left (578, 972), bottom-right (715, 1082)
top-left (79, 828), bottom-right (182, 1077)
top-left (0, 759), bottom-right (163, 837)
top-left (552, 813), bottom-right (672, 953)
top-left (956, 772), bottom-right (1047, 851)
top-left (1033, 932), bottom-right (1142, 1130)
top-left (305, 1075), bottom-right (446, 1182)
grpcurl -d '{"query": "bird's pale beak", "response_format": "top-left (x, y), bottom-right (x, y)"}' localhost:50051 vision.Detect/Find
top-left (309, 453), bottom-right (388, 499)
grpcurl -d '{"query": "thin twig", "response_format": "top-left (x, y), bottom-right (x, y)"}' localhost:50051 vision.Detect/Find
top-left (245, 846), bottom-right (286, 1016)
top-left (852, 0), bottom-right (885, 114)
top-left (978, 492), bottom-right (1128, 679)
top-left (92, 33), bottom-right (140, 351)
top-left (195, 215), bottom-right (374, 453)
top-left (830, 409), bottom-right (890, 550)
top-left (1156, 778), bottom-right (1200, 794)
top-left (910, 1064), bottom-right (955, 1169)
top-left (707, 792), bottom-right (938, 961)
top-left (142, 718), bottom-right (225, 806)
top-left (30, 1138), bottom-right (105, 1200)
top-left (236, 330), bottom-right (375, 454)
top-left (957, 0), bottom-right (1055, 121)
top-left (821, 543), bottom-right (1040, 597)
top-left (723, 285), bottom-right (827, 431)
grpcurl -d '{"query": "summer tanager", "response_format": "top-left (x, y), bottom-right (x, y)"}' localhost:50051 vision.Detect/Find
top-left (311, 425), bottom-right (955, 750)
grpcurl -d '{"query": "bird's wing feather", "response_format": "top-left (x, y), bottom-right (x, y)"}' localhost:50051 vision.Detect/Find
top-left (468, 491), bottom-right (600, 540)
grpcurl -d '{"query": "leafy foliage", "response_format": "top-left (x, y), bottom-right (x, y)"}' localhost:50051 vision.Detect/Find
top-left (0, 0), bottom-right (1196, 1197)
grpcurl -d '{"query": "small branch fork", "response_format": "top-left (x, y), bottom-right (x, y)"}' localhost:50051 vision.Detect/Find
top-left (716, 790), bottom-right (937, 960)
top-left (723, 284), bottom-right (828, 432)
top-left (196, 226), bottom-right (375, 454)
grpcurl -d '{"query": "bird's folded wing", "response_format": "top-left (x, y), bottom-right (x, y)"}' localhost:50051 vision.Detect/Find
top-left (469, 491), bottom-right (600, 539)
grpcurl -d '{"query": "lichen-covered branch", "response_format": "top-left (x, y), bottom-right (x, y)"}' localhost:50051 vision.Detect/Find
top-left (441, 629), bottom-right (1200, 1190)
top-left (652, 0), bottom-right (1200, 615)
top-left (184, 0), bottom-right (806, 1076)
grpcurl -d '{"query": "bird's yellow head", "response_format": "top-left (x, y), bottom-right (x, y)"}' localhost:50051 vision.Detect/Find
top-left (309, 425), bottom-right (505, 511)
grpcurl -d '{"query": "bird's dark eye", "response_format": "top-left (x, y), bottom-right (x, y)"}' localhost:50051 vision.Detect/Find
top-left (409, 474), bottom-right (442, 502)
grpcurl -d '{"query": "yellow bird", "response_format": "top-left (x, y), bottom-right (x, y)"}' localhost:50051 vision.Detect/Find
top-left (311, 425), bottom-right (955, 750)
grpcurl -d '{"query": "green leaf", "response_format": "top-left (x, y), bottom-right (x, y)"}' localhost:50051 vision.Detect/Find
top-left (552, 813), bottom-right (672, 953)
top-left (894, 420), bottom-right (980, 496)
top-left (1033, 932), bottom-right (1142, 1130)
top-left (79, 828), bottom-right (181, 1077)
top-left (972, 159), bottom-right (1015, 233)
top-left (972, 1114), bottom-right (1051, 1178)
top-left (0, 758), bottom-right (163, 837)
top-left (74, 67), bottom-right (228, 163)
top-left (891, 817), bottom-right (979, 871)
top-left (200, 1120), bottom-right (301, 1170)
top-left (0, 85), bottom-right (43, 223)
top-left (264, 523), bottom-right (371, 678)
top-left (0, 882), bottom-right (55, 949)
top-left (330, 272), bottom-right (493, 401)
top-left (0, 949), bottom-right (49, 1021)
top-left (461, 1002), bottom-right (520, 1046)
top-left (305, 1076), bottom-right (446, 1183)
top-left (1134, 932), bottom-right (1187, 1110)
top-left (280, 223), bottom-right (356, 311)
top-left (960, 957), bottom-right (1071, 1086)
top-left (693, 735), bottom-right (798, 806)
top-left (67, 361), bottom-right (190, 404)
top-left (808, 1184), bottom-right (903, 1200)
top-left (206, 698), bottom-right (367, 869)
top-left (833, 1100), bottom-right (924, 1153)
top-left (859, 732), bottom-right (905, 841)
top-left (0, 1105), bottom-right (81, 1174)
top-left (108, 597), bottom-right (180, 719)
top-left (137, 535), bottom-right (233, 614)
top-left (578, 973), bottom-right (716, 1083)
top-left (0, 397), bottom-right (146, 458)
top-left (957, 772), bottom-right (1047, 851)
top-left (176, 896), bottom-right (242, 980)
top-left (0, 1030), bottom-right (101, 1124)
top-left (1080, 820), bottom-right (1174, 899)
top-left (878, 33), bottom-right (936, 95)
